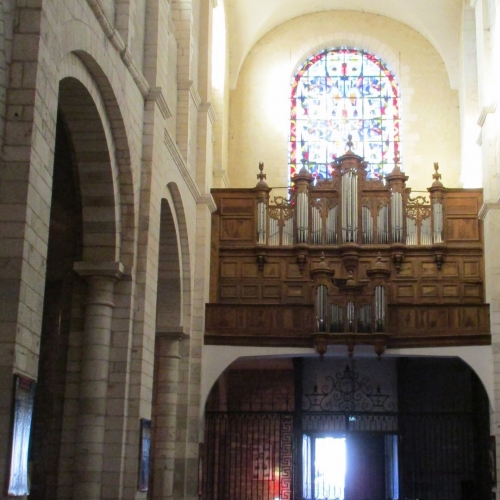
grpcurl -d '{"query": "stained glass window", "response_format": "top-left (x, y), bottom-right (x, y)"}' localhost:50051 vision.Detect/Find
top-left (289, 48), bottom-right (400, 181)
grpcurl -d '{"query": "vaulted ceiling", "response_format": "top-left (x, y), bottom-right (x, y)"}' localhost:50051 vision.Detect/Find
top-left (225, 0), bottom-right (463, 89)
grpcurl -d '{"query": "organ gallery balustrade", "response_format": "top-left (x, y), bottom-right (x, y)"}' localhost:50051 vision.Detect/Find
top-left (206, 149), bottom-right (490, 355)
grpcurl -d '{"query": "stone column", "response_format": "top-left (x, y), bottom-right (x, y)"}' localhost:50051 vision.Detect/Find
top-left (73, 261), bottom-right (124, 500)
top-left (152, 328), bottom-right (185, 500)
top-left (479, 203), bottom-right (500, 489)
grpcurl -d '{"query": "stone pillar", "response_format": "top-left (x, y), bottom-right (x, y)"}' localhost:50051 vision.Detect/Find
top-left (152, 329), bottom-right (185, 500)
top-left (73, 261), bottom-right (124, 500)
top-left (479, 203), bottom-right (500, 489)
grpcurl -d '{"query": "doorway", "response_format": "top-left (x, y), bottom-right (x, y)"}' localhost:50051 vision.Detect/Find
top-left (303, 434), bottom-right (398, 500)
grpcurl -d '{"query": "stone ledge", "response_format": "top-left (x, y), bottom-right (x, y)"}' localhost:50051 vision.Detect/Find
top-left (74, 261), bottom-right (124, 279)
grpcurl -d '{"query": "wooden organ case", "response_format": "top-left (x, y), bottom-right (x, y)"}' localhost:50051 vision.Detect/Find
top-left (206, 150), bottom-right (490, 356)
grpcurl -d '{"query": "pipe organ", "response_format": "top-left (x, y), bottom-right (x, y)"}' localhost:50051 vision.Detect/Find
top-left (206, 150), bottom-right (490, 355)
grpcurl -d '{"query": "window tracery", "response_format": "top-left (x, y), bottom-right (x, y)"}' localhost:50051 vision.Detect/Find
top-left (289, 47), bottom-right (401, 181)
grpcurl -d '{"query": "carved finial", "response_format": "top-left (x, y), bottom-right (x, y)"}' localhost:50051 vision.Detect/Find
top-left (432, 162), bottom-right (443, 188)
top-left (256, 162), bottom-right (268, 188)
top-left (375, 252), bottom-right (384, 268)
top-left (346, 134), bottom-right (354, 151)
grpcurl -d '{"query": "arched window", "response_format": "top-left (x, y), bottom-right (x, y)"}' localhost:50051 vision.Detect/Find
top-left (289, 48), bottom-right (400, 182)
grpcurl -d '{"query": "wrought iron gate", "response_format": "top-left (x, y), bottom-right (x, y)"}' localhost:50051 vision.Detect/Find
top-left (202, 411), bottom-right (489, 500)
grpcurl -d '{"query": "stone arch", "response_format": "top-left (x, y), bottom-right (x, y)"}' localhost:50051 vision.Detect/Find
top-left (150, 184), bottom-right (192, 500)
top-left (166, 182), bottom-right (192, 328)
top-left (57, 49), bottom-right (137, 269)
top-left (57, 76), bottom-right (120, 262)
top-left (156, 197), bottom-right (182, 331)
top-left (202, 352), bottom-right (492, 498)
top-left (291, 35), bottom-right (402, 87)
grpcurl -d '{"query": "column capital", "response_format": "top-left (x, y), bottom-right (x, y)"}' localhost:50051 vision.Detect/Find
top-left (73, 261), bottom-right (124, 279)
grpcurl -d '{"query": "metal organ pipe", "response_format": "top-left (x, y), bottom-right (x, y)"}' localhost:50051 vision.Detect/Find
top-left (374, 285), bottom-right (385, 332)
top-left (377, 205), bottom-right (389, 244)
top-left (316, 285), bottom-right (328, 332)
top-left (257, 201), bottom-right (267, 244)
top-left (311, 206), bottom-right (321, 244)
top-left (297, 192), bottom-right (308, 243)
top-left (391, 191), bottom-right (403, 242)
top-left (362, 206), bottom-right (373, 244)
top-left (342, 170), bottom-right (358, 243)
top-left (326, 206), bottom-right (337, 244)
top-left (347, 302), bottom-right (355, 333)
top-left (433, 201), bottom-right (443, 243)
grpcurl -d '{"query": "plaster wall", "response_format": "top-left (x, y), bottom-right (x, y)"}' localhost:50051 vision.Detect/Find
top-left (228, 11), bottom-right (461, 192)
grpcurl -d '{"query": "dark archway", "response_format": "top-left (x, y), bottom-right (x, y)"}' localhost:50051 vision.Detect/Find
top-left (30, 112), bottom-right (83, 500)
top-left (203, 355), bottom-right (491, 500)
top-left (30, 75), bottom-right (120, 500)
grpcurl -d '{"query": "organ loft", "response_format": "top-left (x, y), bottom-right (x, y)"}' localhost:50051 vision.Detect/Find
top-left (206, 145), bottom-right (490, 356)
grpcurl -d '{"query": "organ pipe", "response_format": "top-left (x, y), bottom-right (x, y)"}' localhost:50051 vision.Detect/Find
top-left (269, 218), bottom-right (279, 246)
top-left (391, 191), bottom-right (403, 242)
top-left (342, 169), bottom-right (358, 243)
top-left (316, 285), bottom-right (328, 332)
top-left (374, 285), bottom-right (385, 332)
top-left (433, 201), bottom-right (443, 243)
top-left (297, 191), bottom-right (309, 243)
top-left (362, 206), bottom-right (374, 244)
top-left (406, 217), bottom-right (417, 245)
top-left (283, 218), bottom-right (294, 246)
top-left (377, 205), bottom-right (389, 244)
top-left (311, 205), bottom-right (322, 244)
top-left (326, 206), bottom-right (338, 244)
top-left (421, 217), bottom-right (432, 245)
top-left (347, 302), bottom-right (355, 333)
top-left (257, 201), bottom-right (267, 244)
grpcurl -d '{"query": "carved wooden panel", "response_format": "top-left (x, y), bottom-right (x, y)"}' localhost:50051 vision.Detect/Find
top-left (242, 262), bottom-right (259, 278)
top-left (442, 285), bottom-right (459, 298)
top-left (263, 262), bottom-right (280, 278)
top-left (242, 285), bottom-right (259, 299)
top-left (387, 305), bottom-right (490, 337)
top-left (205, 304), bottom-right (314, 346)
top-left (421, 284), bottom-right (438, 299)
top-left (286, 262), bottom-right (303, 279)
top-left (220, 197), bottom-right (255, 215)
top-left (421, 262), bottom-right (437, 278)
top-left (220, 218), bottom-right (254, 241)
top-left (446, 217), bottom-right (479, 242)
top-left (463, 261), bottom-right (480, 278)
top-left (399, 263), bottom-right (414, 278)
top-left (442, 262), bottom-right (459, 277)
top-left (262, 285), bottom-right (281, 299)
top-left (220, 285), bottom-right (238, 299)
top-left (221, 261), bottom-right (238, 278)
